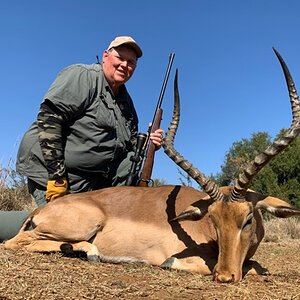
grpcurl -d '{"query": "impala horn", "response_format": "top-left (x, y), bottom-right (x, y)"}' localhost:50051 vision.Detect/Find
top-left (163, 69), bottom-right (225, 202)
top-left (230, 48), bottom-right (300, 201)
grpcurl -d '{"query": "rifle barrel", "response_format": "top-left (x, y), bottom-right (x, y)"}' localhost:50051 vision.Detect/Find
top-left (151, 52), bottom-right (175, 127)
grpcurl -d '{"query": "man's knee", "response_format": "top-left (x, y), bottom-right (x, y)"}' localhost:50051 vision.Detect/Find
top-left (27, 178), bottom-right (47, 207)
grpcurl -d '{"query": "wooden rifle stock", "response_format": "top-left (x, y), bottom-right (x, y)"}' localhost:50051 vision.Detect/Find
top-left (137, 108), bottom-right (163, 186)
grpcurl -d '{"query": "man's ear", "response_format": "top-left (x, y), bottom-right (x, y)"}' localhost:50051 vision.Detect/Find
top-left (102, 50), bottom-right (109, 62)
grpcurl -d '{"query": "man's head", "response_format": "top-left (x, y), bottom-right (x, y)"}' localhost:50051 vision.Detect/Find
top-left (102, 36), bottom-right (142, 93)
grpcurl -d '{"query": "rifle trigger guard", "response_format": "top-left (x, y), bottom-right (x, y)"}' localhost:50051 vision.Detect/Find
top-left (139, 178), bottom-right (154, 187)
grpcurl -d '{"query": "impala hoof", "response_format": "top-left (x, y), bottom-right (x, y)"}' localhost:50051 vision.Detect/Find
top-left (87, 254), bottom-right (100, 262)
top-left (160, 257), bottom-right (175, 269)
top-left (60, 243), bottom-right (74, 254)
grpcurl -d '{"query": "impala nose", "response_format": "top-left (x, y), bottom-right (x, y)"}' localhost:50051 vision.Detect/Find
top-left (213, 271), bottom-right (235, 283)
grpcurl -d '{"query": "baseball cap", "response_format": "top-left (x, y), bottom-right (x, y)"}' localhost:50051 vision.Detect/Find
top-left (107, 36), bottom-right (143, 58)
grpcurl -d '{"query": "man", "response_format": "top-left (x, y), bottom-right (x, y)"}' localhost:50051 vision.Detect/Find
top-left (0, 36), bottom-right (163, 241)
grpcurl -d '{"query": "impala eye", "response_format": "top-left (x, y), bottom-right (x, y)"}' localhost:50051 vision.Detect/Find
top-left (243, 213), bottom-right (253, 230)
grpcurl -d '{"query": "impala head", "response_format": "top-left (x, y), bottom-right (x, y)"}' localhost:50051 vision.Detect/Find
top-left (163, 49), bottom-right (300, 283)
top-left (208, 190), bottom-right (263, 282)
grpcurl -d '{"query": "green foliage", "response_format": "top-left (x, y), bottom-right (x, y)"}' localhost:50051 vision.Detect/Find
top-left (214, 132), bottom-right (271, 186)
top-left (213, 130), bottom-right (300, 208)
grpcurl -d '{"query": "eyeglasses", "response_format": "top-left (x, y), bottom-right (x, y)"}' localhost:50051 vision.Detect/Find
top-left (109, 50), bottom-right (137, 68)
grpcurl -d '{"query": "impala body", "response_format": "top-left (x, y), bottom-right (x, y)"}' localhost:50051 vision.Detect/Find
top-left (6, 184), bottom-right (294, 283)
top-left (4, 49), bottom-right (300, 283)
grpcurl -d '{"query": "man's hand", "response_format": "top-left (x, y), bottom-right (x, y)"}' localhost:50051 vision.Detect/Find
top-left (150, 128), bottom-right (164, 149)
top-left (46, 178), bottom-right (68, 202)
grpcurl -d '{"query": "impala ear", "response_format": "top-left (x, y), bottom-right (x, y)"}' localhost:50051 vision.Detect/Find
top-left (256, 196), bottom-right (300, 218)
top-left (171, 206), bottom-right (204, 222)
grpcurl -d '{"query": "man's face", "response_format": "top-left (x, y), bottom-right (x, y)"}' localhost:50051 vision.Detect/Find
top-left (102, 45), bottom-right (137, 88)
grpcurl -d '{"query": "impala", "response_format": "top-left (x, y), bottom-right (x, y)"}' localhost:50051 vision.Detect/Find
top-left (5, 49), bottom-right (300, 283)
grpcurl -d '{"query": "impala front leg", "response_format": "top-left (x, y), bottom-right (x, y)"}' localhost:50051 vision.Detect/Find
top-left (160, 256), bottom-right (215, 274)
top-left (242, 260), bottom-right (269, 276)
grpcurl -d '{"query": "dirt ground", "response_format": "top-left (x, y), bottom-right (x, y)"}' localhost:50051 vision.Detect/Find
top-left (0, 240), bottom-right (299, 300)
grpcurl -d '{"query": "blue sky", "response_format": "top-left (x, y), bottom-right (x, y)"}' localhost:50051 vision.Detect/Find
top-left (1, 1), bottom-right (300, 185)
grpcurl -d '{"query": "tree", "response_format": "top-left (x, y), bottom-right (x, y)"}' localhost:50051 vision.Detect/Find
top-left (213, 130), bottom-right (300, 208)
top-left (215, 132), bottom-right (271, 186)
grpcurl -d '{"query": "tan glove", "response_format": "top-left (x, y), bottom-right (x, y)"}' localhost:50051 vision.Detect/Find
top-left (46, 178), bottom-right (68, 202)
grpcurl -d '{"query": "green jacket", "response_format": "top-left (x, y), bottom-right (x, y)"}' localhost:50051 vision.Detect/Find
top-left (17, 63), bottom-right (138, 191)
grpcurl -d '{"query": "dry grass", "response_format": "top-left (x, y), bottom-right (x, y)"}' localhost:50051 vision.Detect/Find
top-left (0, 241), bottom-right (299, 300)
top-left (0, 161), bottom-right (34, 211)
top-left (264, 217), bottom-right (300, 242)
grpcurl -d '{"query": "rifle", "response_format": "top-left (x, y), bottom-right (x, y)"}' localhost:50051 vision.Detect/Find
top-left (125, 52), bottom-right (175, 187)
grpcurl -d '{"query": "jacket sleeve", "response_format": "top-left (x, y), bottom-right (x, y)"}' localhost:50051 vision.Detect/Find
top-left (37, 101), bottom-right (66, 180)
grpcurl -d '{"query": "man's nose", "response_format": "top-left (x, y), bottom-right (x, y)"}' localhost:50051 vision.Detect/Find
top-left (120, 60), bottom-right (128, 67)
